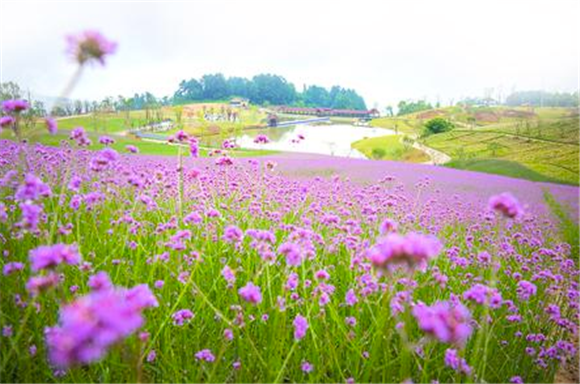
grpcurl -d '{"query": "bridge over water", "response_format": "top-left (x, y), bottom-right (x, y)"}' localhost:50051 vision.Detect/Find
top-left (271, 117), bottom-right (330, 127)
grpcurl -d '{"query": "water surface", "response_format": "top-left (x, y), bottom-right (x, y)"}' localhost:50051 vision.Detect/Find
top-left (234, 123), bottom-right (393, 158)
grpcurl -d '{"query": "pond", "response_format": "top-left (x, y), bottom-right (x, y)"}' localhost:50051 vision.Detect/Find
top-left (232, 123), bottom-right (393, 158)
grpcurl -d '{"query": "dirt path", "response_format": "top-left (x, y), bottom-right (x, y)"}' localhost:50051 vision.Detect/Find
top-left (403, 133), bottom-right (451, 165)
top-left (412, 140), bottom-right (452, 165)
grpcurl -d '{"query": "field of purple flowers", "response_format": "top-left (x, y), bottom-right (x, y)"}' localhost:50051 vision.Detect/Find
top-left (1, 30), bottom-right (579, 384)
top-left (0, 134), bottom-right (578, 383)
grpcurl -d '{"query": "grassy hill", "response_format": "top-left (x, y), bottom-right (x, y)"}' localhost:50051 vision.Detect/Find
top-left (370, 106), bottom-right (579, 185)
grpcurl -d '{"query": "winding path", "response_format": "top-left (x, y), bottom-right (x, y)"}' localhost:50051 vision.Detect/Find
top-left (412, 139), bottom-right (452, 165)
top-left (402, 133), bottom-right (451, 165)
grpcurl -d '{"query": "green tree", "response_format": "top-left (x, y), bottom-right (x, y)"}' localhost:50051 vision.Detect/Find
top-left (173, 79), bottom-right (203, 103)
top-left (227, 77), bottom-right (251, 98)
top-left (250, 74), bottom-right (296, 105)
top-left (303, 85), bottom-right (330, 107)
top-left (424, 118), bottom-right (454, 135)
top-left (201, 73), bottom-right (229, 100)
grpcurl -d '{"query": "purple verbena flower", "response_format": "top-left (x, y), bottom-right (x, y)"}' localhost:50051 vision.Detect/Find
top-left (221, 265), bottom-right (236, 284)
top-left (88, 271), bottom-right (113, 292)
top-left (125, 145), bottom-right (139, 154)
top-left (15, 173), bottom-right (52, 201)
top-left (301, 361), bottom-right (314, 373)
top-left (98, 136), bottom-right (115, 146)
top-left (516, 280), bottom-right (537, 301)
top-left (345, 288), bottom-right (358, 306)
top-left (239, 282), bottom-right (262, 305)
top-left (2, 99), bottom-right (29, 113)
top-left (189, 138), bottom-right (199, 158)
top-left (412, 300), bottom-right (472, 347)
top-left (195, 349), bottom-right (215, 363)
top-left (45, 117), bottom-right (58, 135)
top-left (254, 134), bottom-right (269, 144)
top-left (45, 282), bottom-right (157, 368)
top-left (0, 116), bottom-right (15, 128)
top-left (463, 284), bottom-right (503, 308)
top-left (3, 262), bottom-right (24, 276)
top-left (293, 314), bottom-right (309, 341)
top-left (70, 127), bottom-right (92, 146)
top-left (223, 225), bottom-right (244, 244)
top-left (379, 218), bottom-right (398, 235)
top-left (279, 242), bottom-right (302, 267)
top-left (172, 309), bottom-right (194, 326)
top-left (368, 232), bottom-right (442, 270)
top-left (29, 243), bottom-right (81, 272)
top-left (444, 348), bottom-right (471, 375)
top-left (67, 30), bottom-right (117, 66)
top-left (26, 272), bottom-right (60, 296)
top-left (489, 192), bottom-right (523, 219)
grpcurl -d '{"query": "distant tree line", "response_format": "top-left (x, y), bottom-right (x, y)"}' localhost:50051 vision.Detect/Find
top-left (504, 90), bottom-right (578, 107)
top-left (1, 71), bottom-right (368, 118)
top-left (394, 90), bottom-right (578, 116)
top-left (397, 100), bottom-right (433, 116)
top-left (1, 82), bottom-right (174, 117)
top-left (456, 97), bottom-right (497, 107)
top-left (173, 73), bottom-right (367, 110)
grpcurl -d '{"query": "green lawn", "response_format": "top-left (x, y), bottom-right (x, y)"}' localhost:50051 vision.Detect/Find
top-left (0, 128), bottom-right (277, 158)
top-left (351, 134), bottom-right (430, 162)
top-left (446, 158), bottom-right (573, 185)
top-left (57, 115), bottom-right (130, 133)
top-left (55, 109), bottom-right (161, 133)
top-left (369, 117), bottom-right (420, 135)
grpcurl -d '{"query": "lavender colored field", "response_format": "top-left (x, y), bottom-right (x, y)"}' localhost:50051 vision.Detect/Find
top-left (0, 137), bottom-right (578, 383)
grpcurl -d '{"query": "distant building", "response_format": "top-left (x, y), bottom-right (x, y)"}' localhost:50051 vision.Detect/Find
top-left (275, 106), bottom-right (380, 120)
top-left (230, 97), bottom-right (249, 108)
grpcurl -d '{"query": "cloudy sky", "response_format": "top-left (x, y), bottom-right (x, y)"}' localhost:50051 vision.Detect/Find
top-left (1, 0), bottom-right (578, 108)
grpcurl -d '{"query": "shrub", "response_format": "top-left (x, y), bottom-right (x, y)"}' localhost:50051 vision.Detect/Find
top-left (424, 117), bottom-right (454, 135)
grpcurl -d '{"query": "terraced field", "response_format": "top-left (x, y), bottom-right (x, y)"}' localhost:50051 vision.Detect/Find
top-left (370, 107), bottom-right (579, 185)
top-left (424, 129), bottom-right (579, 184)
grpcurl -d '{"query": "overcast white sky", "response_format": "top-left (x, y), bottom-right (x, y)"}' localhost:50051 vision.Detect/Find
top-left (1, 0), bottom-right (578, 108)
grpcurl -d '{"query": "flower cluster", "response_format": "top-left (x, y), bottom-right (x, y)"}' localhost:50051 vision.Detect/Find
top-left (45, 276), bottom-right (157, 368)
top-left (253, 134), bottom-right (270, 144)
top-left (67, 30), bottom-right (117, 66)
top-left (293, 314), bottom-right (309, 340)
top-left (172, 309), bottom-right (194, 326)
top-left (463, 283), bottom-right (503, 308)
top-left (2, 99), bottom-right (29, 113)
top-left (489, 192), bottom-right (523, 218)
top-left (412, 300), bottom-right (473, 347)
top-left (368, 232), bottom-right (442, 270)
top-left (0, 136), bottom-right (577, 382)
top-left (239, 282), bottom-right (262, 305)
top-left (29, 243), bottom-right (81, 272)
top-left (70, 127), bottom-right (92, 146)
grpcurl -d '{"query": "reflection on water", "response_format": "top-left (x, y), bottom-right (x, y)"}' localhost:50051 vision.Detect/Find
top-left (233, 124), bottom-right (393, 158)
